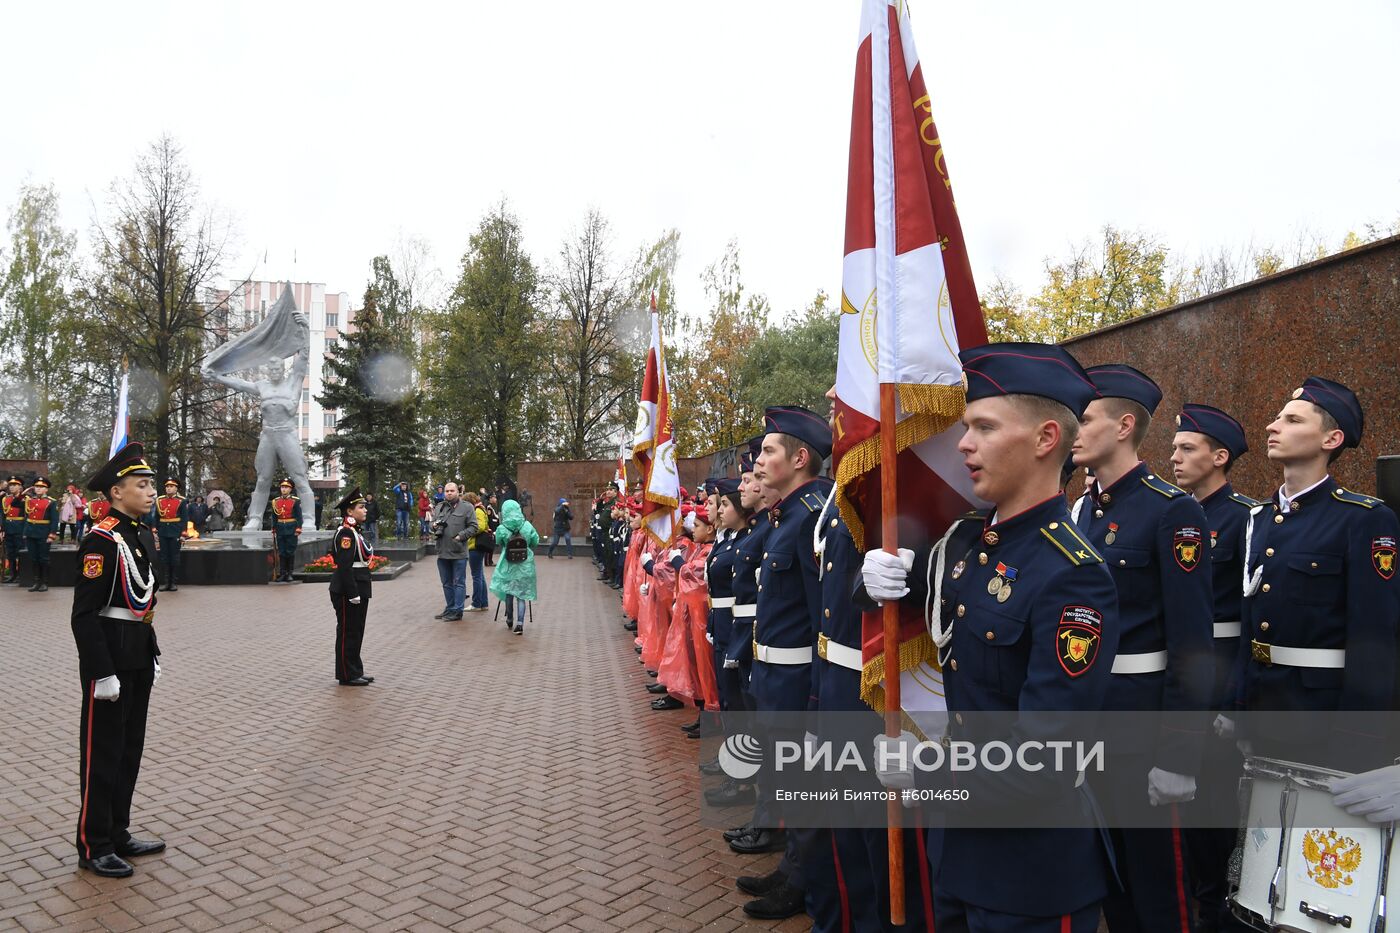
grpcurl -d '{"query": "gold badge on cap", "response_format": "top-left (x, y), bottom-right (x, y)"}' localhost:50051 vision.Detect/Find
top-left (1292, 387), bottom-right (1304, 399)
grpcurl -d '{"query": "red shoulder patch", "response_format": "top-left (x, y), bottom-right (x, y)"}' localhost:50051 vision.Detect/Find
top-left (1174, 526), bottom-right (1203, 572)
top-left (1057, 605), bottom-right (1102, 678)
top-left (1373, 536), bottom-right (1396, 580)
top-left (96, 516), bottom-right (120, 531)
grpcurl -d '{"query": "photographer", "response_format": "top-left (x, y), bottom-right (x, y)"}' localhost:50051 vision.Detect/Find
top-left (431, 482), bottom-right (478, 622)
top-left (547, 497), bottom-right (573, 558)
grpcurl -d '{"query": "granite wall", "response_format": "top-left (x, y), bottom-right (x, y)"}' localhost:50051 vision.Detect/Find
top-left (1063, 235), bottom-right (1400, 500)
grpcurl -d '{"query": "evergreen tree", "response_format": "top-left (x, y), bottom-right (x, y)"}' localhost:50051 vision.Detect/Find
top-left (312, 285), bottom-right (429, 498)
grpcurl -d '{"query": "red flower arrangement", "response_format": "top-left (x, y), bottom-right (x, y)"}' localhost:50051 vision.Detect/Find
top-left (300, 554), bottom-right (391, 573)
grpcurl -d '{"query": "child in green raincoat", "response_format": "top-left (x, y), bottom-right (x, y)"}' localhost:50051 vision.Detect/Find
top-left (490, 499), bottom-right (539, 634)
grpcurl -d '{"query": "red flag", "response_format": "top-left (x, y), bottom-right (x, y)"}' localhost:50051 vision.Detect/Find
top-left (833, 0), bottom-right (988, 715)
top-left (630, 295), bottom-right (679, 546)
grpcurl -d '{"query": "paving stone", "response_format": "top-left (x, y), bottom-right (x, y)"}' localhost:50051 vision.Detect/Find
top-left (0, 560), bottom-right (800, 929)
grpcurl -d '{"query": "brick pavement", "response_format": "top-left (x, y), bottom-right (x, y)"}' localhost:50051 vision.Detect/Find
top-left (0, 555), bottom-right (810, 932)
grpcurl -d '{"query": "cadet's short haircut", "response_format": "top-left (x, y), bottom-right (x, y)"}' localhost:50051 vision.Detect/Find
top-left (1098, 397), bottom-right (1152, 448)
top-left (1309, 403), bottom-right (1346, 464)
top-left (1003, 394), bottom-right (1080, 461)
top-left (1193, 433), bottom-right (1238, 474)
top-left (774, 434), bottom-right (823, 478)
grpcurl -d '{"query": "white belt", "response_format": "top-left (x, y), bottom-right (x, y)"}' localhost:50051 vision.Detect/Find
top-left (817, 634), bottom-right (862, 671)
top-left (1213, 621), bottom-right (1241, 639)
top-left (732, 604), bottom-right (756, 618)
top-left (1250, 641), bottom-right (1346, 669)
top-left (710, 596), bottom-right (736, 609)
top-left (753, 640), bottom-right (813, 665)
top-left (1111, 650), bottom-right (1168, 675)
top-left (353, 561), bottom-right (369, 568)
top-left (98, 606), bottom-right (147, 622)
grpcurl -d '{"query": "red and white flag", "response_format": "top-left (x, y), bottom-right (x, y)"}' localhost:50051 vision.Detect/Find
top-left (833, 0), bottom-right (989, 716)
top-left (630, 296), bottom-right (679, 546)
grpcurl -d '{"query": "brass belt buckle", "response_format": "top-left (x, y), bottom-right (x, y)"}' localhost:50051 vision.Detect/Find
top-left (817, 633), bottom-right (830, 661)
top-left (1250, 639), bottom-right (1272, 665)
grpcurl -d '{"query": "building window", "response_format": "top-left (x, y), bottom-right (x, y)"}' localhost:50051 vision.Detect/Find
top-left (300, 412), bottom-right (309, 429)
top-left (301, 389), bottom-right (310, 406)
top-left (326, 312), bottom-right (338, 328)
top-left (324, 412), bottom-right (337, 428)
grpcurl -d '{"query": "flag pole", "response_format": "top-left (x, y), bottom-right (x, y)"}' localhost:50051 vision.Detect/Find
top-left (879, 382), bottom-right (905, 925)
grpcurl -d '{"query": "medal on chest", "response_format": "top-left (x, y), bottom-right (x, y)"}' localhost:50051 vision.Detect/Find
top-left (1104, 522), bottom-right (1119, 546)
top-left (987, 562), bottom-right (1018, 603)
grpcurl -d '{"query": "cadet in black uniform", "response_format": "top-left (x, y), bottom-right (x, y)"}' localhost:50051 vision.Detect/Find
top-left (1226, 377), bottom-right (1399, 772)
top-left (864, 342), bottom-right (1120, 933)
top-left (331, 488), bottom-right (375, 686)
top-left (71, 443), bottom-right (166, 878)
top-left (271, 479), bottom-right (302, 582)
top-left (1071, 364), bottom-right (1214, 933)
top-left (1169, 403), bottom-right (1258, 933)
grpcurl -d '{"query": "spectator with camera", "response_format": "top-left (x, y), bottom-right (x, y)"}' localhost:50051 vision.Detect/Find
top-left (431, 482), bottom-right (478, 622)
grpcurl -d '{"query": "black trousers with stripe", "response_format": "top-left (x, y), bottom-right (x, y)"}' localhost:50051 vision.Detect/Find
top-left (76, 667), bottom-right (154, 859)
top-left (332, 593), bottom-right (368, 682)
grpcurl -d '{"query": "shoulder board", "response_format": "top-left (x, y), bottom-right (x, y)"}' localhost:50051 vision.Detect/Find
top-left (1228, 492), bottom-right (1261, 508)
top-left (1141, 474), bottom-right (1187, 498)
top-left (800, 492), bottom-right (823, 512)
top-left (97, 516), bottom-right (120, 531)
top-left (1333, 488), bottom-right (1379, 509)
top-left (1039, 520), bottom-right (1104, 567)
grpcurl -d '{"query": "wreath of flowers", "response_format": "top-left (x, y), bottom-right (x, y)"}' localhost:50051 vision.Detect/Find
top-left (299, 554), bottom-right (390, 573)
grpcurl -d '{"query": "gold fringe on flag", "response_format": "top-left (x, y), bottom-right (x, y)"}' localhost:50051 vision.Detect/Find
top-left (833, 380), bottom-right (963, 716)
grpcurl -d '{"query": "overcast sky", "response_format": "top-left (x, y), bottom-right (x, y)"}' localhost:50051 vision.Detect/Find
top-left (3, 1), bottom-right (1397, 322)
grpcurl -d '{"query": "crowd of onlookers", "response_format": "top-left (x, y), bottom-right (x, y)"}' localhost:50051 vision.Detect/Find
top-left (424, 480), bottom-right (540, 630)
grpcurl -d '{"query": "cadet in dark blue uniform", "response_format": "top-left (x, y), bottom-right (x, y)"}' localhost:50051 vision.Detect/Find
top-left (154, 480), bottom-right (187, 591)
top-left (741, 406), bottom-right (833, 922)
top-left (1168, 404), bottom-right (1258, 933)
top-left (864, 342), bottom-right (1120, 933)
top-left (24, 476), bottom-right (59, 591)
top-left (1071, 363), bottom-right (1213, 933)
top-left (807, 386), bottom-right (934, 933)
top-left (71, 443), bottom-right (165, 878)
top-left (271, 479), bottom-right (302, 582)
top-left (713, 441), bottom-right (772, 815)
top-left (1227, 377), bottom-right (1399, 771)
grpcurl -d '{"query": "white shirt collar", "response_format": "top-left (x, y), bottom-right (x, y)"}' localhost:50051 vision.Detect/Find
top-left (1278, 474), bottom-right (1329, 512)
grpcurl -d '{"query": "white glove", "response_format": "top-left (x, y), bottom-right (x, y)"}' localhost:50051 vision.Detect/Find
top-left (668, 548), bottom-right (684, 561)
top-left (94, 675), bottom-right (121, 702)
top-left (349, 596), bottom-right (362, 605)
top-left (639, 583), bottom-right (649, 596)
top-left (153, 659), bottom-right (161, 686)
top-left (1212, 714), bottom-right (1235, 739)
top-left (1331, 765), bottom-right (1400, 823)
top-left (1147, 767), bottom-right (1197, 806)
top-left (872, 730), bottom-right (918, 790)
top-left (705, 632), bottom-right (714, 645)
top-left (862, 548), bottom-right (915, 603)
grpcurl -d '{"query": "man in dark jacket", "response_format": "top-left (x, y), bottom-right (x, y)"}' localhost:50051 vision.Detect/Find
top-left (363, 493), bottom-right (381, 544)
top-left (547, 497), bottom-right (573, 558)
top-left (392, 481), bottom-right (412, 539)
top-left (431, 482), bottom-right (478, 621)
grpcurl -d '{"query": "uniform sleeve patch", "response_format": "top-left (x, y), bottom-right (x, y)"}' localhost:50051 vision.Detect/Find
top-left (1174, 526), bottom-right (1203, 571)
top-left (339, 537), bottom-right (352, 549)
top-left (1057, 606), bottom-right (1103, 677)
top-left (1372, 536), bottom-right (1396, 580)
top-left (82, 554), bottom-right (104, 579)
